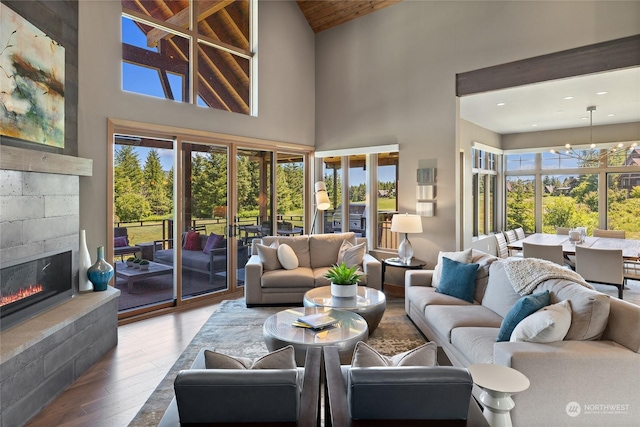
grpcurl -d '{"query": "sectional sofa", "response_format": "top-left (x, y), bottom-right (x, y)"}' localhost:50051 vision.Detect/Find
top-left (405, 249), bottom-right (640, 426)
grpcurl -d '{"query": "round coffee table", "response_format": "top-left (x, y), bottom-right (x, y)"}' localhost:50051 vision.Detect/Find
top-left (303, 286), bottom-right (386, 332)
top-left (468, 363), bottom-right (530, 427)
top-left (263, 307), bottom-right (368, 366)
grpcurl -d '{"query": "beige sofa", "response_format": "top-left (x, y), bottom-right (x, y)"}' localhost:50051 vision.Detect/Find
top-left (245, 232), bottom-right (381, 306)
top-left (405, 250), bottom-right (640, 426)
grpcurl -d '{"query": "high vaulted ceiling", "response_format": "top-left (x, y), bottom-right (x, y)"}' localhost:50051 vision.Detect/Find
top-left (296, 0), bottom-right (402, 33)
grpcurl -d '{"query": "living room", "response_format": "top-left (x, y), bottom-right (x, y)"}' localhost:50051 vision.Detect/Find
top-left (1, 0), bottom-right (640, 426)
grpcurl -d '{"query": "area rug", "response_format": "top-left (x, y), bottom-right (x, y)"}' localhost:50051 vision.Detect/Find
top-left (128, 297), bottom-right (425, 426)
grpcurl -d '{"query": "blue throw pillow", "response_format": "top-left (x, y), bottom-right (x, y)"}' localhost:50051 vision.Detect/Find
top-left (435, 257), bottom-right (479, 303)
top-left (497, 290), bottom-right (550, 342)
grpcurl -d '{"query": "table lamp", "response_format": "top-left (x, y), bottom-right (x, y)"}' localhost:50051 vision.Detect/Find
top-left (390, 213), bottom-right (423, 264)
top-left (310, 181), bottom-right (331, 234)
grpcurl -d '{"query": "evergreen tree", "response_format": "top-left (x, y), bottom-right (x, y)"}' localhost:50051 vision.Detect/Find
top-left (143, 150), bottom-right (171, 215)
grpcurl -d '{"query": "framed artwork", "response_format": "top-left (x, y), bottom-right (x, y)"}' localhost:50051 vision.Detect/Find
top-left (0, 3), bottom-right (65, 148)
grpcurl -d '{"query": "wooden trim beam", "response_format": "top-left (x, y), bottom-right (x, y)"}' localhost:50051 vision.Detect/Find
top-left (457, 34), bottom-right (640, 96)
top-left (0, 145), bottom-right (93, 176)
top-left (122, 43), bottom-right (188, 75)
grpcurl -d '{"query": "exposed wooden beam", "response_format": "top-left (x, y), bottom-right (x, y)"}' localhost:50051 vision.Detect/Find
top-left (146, 0), bottom-right (234, 47)
top-left (122, 43), bottom-right (188, 75)
top-left (0, 145), bottom-right (93, 176)
top-left (457, 34), bottom-right (640, 96)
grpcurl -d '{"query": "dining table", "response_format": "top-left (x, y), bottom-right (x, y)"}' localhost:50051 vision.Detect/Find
top-left (507, 233), bottom-right (640, 260)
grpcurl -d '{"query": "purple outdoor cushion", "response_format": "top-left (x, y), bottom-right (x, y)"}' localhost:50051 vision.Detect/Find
top-left (114, 236), bottom-right (128, 247)
top-left (203, 233), bottom-right (224, 254)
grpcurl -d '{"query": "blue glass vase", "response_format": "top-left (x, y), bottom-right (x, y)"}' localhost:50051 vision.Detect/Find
top-left (87, 246), bottom-right (114, 292)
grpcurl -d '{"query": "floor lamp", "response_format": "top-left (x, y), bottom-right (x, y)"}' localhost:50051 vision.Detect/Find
top-left (390, 213), bottom-right (423, 264)
top-left (310, 181), bottom-right (331, 234)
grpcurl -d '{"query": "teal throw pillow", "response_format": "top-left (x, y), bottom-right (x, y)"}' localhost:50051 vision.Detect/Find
top-left (435, 257), bottom-right (479, 303)
top-left (497, 290), bottom-right (550, 342)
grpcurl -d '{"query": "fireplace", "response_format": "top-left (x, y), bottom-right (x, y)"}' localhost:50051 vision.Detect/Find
top-left (0, 248), bottom-right (73, 331)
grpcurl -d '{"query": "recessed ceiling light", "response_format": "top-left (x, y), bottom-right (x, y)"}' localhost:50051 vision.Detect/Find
top-left (597, 91), bottom-right (608, 95)
top-left (557, 110), bottom-right (564, 113)
top-left (497, 102), bottom-right (506, 106)
top-left (581, 117), bottom-right (589, 120)
top-left (531, 124), bottom-right (538, 127)
top-left (564, 96), bottom-right (574, 100)
top-left (608, 113), bottom-right (615, 117)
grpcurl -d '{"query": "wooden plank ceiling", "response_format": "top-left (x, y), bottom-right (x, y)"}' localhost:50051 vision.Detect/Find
top-left (296, 0), bottom-right (402, 33)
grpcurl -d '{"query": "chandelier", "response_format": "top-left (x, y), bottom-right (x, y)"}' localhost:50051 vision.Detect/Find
top-left (549, 106), bottom-right (637, 163)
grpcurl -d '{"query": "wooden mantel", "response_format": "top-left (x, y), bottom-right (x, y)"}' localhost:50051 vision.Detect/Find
top-left (0, 145), bottom-right (92, 177)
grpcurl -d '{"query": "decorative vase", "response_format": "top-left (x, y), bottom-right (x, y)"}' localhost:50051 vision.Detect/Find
top-left (331, 283), bottom-right (357, 298)
top-left (87, 246), bottom-right (114, 292)
top-left (78, 230), bottom-right (93, 292)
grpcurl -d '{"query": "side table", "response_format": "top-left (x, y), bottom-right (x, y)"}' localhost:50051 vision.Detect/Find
top-left (381, 257), bottom-right (426, 291)
top-left (467, 363), bottom-right (530, 427)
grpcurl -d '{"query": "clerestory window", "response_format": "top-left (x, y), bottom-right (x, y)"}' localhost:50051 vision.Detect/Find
top-left (121, 0), bottom-right (256, 116)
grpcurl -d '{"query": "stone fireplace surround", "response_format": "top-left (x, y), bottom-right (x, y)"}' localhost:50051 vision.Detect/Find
top-left (0, 145), bottom-right (120, 426)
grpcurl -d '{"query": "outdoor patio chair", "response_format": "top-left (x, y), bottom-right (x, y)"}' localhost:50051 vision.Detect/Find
top-left (113, 227), bottom-right (140, 260)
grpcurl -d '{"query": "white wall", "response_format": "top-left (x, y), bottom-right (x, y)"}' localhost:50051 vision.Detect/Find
top-left (77, 0), bottom-right (315, 251)
top-left (314, 1), bottom-right (640, 266)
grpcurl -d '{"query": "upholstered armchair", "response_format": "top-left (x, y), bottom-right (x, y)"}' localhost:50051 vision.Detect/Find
top-left (158, 346), bottom-right (321, 426)
top-left (322, 346), bottom-right (485, 426)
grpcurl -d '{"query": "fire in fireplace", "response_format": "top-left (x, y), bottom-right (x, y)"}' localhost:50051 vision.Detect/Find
top-left (1, 249), bottom-right (73, 331)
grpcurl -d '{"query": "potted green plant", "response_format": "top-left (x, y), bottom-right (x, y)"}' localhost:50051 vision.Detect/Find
top-left (324, 262), bottom-right (361, 298)
top-left (126, 256), bottom-right (135, 267)
top-left (139, 259), bottom-right (150, 271)
top-left (133, 258), bottom-right (142, 269)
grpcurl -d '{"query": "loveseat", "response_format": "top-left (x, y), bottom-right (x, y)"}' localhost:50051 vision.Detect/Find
top-left (245, 232), bottom-right (382, 306)
top-left (405, 249), bottom-right (640, 426)
top-left (153, 232), bottom-right (248, 285)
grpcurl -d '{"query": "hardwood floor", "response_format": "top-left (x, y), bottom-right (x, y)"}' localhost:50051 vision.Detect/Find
top-left (25, 303), bottom-right (220, 427)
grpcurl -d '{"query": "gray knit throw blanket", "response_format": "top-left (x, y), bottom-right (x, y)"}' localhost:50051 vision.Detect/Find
top-left (502, 258), bottom-right (594, 295)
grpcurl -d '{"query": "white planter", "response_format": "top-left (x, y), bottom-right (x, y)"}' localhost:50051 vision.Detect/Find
top-left (331, 283), bottom-right (357, 298)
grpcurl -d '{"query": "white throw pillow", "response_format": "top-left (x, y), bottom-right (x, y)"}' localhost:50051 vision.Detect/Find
top-left (351, 341), bottom-right (438, 367)
top-left (510, 300), bottom-right (572, 343)
top-left (277, 244), bottom-right (299, 270)
top-left (256, 241), bottom-right (281, 271)
top-left (337, 240), bottom-right (366, 268)
top-left (432, 249), bottom-right (472, 288)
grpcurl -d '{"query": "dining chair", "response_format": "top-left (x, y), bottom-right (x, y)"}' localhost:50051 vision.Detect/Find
top-left (556, 227), bottom-right (570, 235)
top-left (522, 242), bottom-right (565, 266)
top-left (575, 246), bottom-right (624, 299)
top-left (494, 233), bottom-right (509, 259)
top-left (504, 229), bottom-right (518, 244)
top-left (593, 229), bottom-right (626, 239)
top-left (514, 227), bottom-right (526, 240)
top-left (554, 227), bottom-right (576, 268)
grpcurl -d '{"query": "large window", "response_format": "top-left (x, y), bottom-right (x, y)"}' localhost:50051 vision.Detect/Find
top-left (472, 148), bottom-right (498, 236)
top-left (505, 146), bottom-right (640, 236)
top-left (121, 0), bottom-right (255, 115)
top-left (318, 148), bottom-right (399, 250)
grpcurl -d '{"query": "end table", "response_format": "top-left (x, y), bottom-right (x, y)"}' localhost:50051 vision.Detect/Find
top-left (468, 363), bottom-right (530, 427)
top-left (381, 257), bottom-right (426, 291)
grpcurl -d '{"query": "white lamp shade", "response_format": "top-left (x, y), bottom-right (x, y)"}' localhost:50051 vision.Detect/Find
top-left (391, 214), bottom-right (423, 234)
top-left (314, 181), bottom-right (331, 211)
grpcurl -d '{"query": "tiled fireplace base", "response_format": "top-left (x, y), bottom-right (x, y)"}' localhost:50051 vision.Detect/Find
top-left (0, 287), bottom-right (120, 426)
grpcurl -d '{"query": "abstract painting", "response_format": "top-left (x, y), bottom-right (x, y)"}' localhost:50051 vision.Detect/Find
top-left (0, 4), bottom-right (65, 148)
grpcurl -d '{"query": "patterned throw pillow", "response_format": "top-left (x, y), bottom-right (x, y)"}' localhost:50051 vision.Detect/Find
top-left (204, 345), bottom-right (296, 369)
top-left (351, 341), bottom-right (438, 367)
top-left (183, 231), bottom-right (201, 251)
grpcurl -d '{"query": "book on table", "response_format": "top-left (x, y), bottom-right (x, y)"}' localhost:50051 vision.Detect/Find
top-left (296, 312), bottom-right (339, 329)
